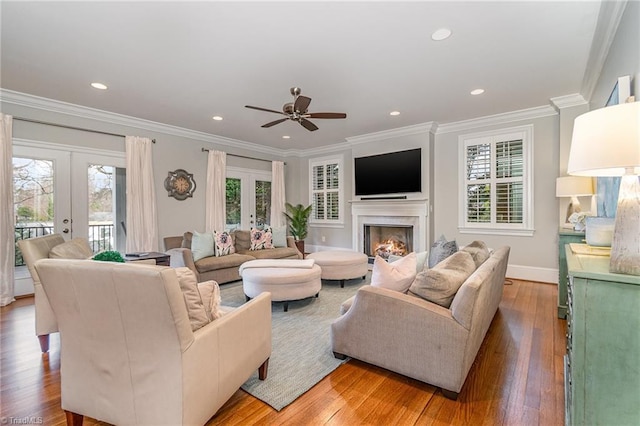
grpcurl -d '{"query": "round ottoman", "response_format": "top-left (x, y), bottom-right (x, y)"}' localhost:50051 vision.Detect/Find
top-left (241, 261), bottom-right (322, 312)
top-left (306, 251), bottom-right (369, 288)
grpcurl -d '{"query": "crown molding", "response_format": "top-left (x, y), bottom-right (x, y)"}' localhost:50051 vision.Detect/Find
top-left (436, 104), bottom-right (557, 135)
top-left (549, 94), bottom-right (588, 112)
top-left (580, 0), bottom-right (628, 102)
top-left (289, 141), bottom-right (353, 158)
top-left (346, 122), bottom-right (436, 145)
top-left (0, 89), bottom-right (286, 158)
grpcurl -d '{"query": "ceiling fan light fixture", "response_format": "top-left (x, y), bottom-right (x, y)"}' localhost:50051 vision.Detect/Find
top-left (431, 28), bottom-right (452, 41)
top-left (245, 87), bottom-right (346, 132)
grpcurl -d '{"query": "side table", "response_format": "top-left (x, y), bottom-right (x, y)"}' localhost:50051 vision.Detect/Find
top-left (124, 251), bottom-right (170, 266)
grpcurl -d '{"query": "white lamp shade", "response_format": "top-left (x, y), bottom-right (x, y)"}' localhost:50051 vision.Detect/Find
top-left (556, 176), bottom-right (594, 197)
top-left (567, 102), bottom-right (640, 177)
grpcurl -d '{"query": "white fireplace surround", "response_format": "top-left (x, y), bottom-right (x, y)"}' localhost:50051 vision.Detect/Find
top-left (351, 199), bottom-right (429, 255)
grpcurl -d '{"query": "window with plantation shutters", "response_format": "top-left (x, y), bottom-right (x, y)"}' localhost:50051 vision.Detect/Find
top-left (310, 156), bottom-right (343, 225)
top-left (459, 125), bottom-right (533, 236)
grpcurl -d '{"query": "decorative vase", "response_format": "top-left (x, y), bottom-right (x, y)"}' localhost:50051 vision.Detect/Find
top-left (295, 240), bottom-right (305, 256)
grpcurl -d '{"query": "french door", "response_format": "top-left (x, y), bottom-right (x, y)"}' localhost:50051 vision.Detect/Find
top-left (226, 167), bottom-right (272, 230)
top-left (13, 141), bottom-right (125, 295)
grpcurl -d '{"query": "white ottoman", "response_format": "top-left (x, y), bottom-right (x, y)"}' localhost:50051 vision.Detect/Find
top-left (240, 259), bottom-right (322, 312)
top-left (306, 251), bottom-right (369, 288)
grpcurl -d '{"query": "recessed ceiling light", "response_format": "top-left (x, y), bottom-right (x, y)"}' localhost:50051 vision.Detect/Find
top-left (470, 89), bottom-right (485, 96)
top-left (390, 111), bottom-right (400, 116)
top-left (282, 135), bottom-right (290, 139)
top-left (431, 28), bottom-right (452, 41)
top-left (212, 116), bottom-right (223, 121)
top-left (91, 82), bottom-right (107, 90)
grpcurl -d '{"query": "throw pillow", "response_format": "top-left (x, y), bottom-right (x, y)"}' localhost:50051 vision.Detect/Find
top-left (214, 230), bottom-right (236, 256)
top-left (371, 252), bottom-right (417, 293)
top-left (388, 250), bottom-right (428, 274)
top-left (49, 238), bottom-right (93, 259)
top-left (250, 227), bottom-right (273, 250)
top-left (197, 280), bottom-right (223, 320)
top-left (191, 231), bottom-right (215, 262)
top-left (428, 234), bottom-right (458, 268)
top-left (461, 240), bottom-right (490, 268)
top-left (174, 267), bottom-right (210, 331)
top-left (409, 251), bottom-right (475, 308)
top-left (271, 226), bottom-right (287, 247)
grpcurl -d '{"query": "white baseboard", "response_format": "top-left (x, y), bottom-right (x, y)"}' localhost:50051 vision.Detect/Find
top-left (14, 276), bottom-right (35, 297)
top-left (306, 244), bottom-right (354, 253)
top-left (507, 264), bottom-right (558, 284)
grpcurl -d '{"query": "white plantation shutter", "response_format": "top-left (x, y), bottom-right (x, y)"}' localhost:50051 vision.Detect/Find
top-left (309, 156), bottom-right (343, 224)
top-left (459, 126), bottom-right (533, 235)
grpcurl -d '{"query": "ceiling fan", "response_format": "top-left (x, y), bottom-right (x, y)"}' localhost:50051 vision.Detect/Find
top-left (245, 87), bottom-right (347, 132)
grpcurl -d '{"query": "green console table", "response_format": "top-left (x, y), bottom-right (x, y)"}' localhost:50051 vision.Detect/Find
top-left (558, 229), bottom-right (585, 318)
top-left (564, 245), bottom-right (640, 426)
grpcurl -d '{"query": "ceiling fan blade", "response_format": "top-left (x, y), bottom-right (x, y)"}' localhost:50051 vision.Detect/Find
top-left (261, 118), bottom-right (289, 128)
top-left (300, 118), bottom-right (319, 131)
top-left (306, 112), bottom-right (347, 119)
top-left (245, 105), bottom-right (285, 115)
top-left (294, 95), bottom-right (312, 113)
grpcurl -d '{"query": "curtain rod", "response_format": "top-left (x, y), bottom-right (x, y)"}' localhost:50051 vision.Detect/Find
top-left (13, 117), bottom-right (156, 143)
top-left (201, 147), bottom-right (285, 165)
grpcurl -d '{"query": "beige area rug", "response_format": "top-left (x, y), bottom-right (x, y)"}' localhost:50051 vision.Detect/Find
top-left (219, 275), bottom-right (368, 411)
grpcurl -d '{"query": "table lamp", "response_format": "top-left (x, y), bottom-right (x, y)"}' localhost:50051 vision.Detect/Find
top-left (568, 101), bottom-right (640, 275)
top-left (556, 176), bottom-right (594, 227)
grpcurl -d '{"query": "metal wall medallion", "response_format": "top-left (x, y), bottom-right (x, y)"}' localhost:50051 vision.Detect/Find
top-left (164, 169), bottom-right (196, 200)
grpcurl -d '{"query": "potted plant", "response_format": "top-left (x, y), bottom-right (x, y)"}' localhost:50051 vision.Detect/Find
top-left (284, 202), bottom-right (312, 255)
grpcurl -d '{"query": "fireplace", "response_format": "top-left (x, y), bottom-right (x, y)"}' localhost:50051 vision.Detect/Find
top-left (364, 224), bottom-right (413, 260)
top-left (351, 199), bottom-right (430, 262)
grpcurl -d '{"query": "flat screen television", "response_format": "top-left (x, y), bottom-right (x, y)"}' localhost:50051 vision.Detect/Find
top-left (354, 148), bottom-right (422, 196)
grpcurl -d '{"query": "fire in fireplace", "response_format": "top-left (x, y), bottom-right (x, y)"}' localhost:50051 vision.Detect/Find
top-left (364, 224), bottom-right (413, 260)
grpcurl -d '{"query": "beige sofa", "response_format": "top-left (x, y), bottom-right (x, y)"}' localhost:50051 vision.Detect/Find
top-left (331, 246), bottom-right (510, 399)
top-left (164, 230), bottom-right (302, 284)
top-left (35, 259), bottom-right (272, 426)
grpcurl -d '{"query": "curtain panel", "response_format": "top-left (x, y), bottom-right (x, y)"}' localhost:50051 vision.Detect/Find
top-left (206, 150), bottom-right (226, 232)
top-left (270, 160), bottom-right (286, 228)
top-left (125, 136), bottom-right (158, 253)
top-left (1, 114), bottom-right (15, 306)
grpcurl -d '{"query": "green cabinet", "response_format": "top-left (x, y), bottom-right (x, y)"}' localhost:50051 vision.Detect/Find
top-left (558, 229), bottom-right (585, 318)
top-left (565, 246), bottom-right (640, 426)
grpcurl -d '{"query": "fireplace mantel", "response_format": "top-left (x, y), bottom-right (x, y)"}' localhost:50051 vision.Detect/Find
top-left (351, 199), bottom-right (429, 254)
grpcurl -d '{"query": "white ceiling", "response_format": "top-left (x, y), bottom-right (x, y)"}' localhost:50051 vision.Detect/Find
top-left (1, 1), bottom-right (602, 150)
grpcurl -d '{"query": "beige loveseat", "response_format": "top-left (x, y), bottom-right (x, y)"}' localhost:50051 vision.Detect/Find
top-left (35, 259), bottom-right (272, 425)
top-left (331, 246), bottom-right (510, 399)
top-left (164, 230), bottom-right (302, 285)
top-left (17, 234), bottom-right (94, 352)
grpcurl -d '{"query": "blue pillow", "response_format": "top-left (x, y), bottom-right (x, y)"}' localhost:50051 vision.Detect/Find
top-left (270, 226), bottom-right (287, 248)
top-left (428, 235), bottom-right (458, 268)
top-left (191, 231), bottom-right (215, 262)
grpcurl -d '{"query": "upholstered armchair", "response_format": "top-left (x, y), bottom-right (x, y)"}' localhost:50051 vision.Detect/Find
top-left (35, 259), bottom-right (272, 426)
top-left (16, 234), bottom-right (93, 352)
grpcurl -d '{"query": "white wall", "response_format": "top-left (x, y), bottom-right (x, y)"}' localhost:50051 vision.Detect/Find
top-left (434, 113), bottom-right (560, 282)
top-left (297, 127), bottom-right (435, 252)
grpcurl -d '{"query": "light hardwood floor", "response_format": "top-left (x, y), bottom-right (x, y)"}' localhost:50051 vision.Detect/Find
top-left (0, 279), bottom-right (566, 425)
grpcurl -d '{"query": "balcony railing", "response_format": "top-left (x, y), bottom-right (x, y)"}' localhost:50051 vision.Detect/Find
top-left (14, 224), bottom-right (115, 267)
